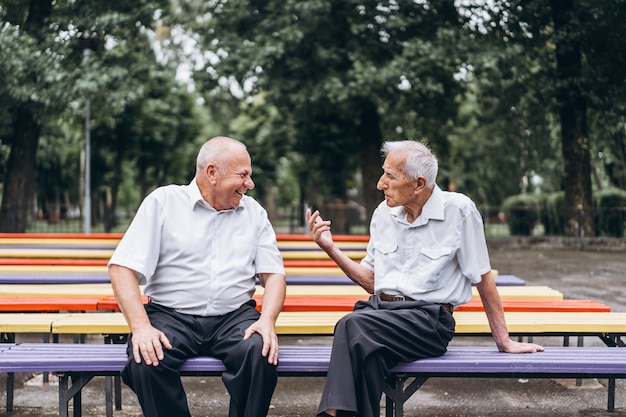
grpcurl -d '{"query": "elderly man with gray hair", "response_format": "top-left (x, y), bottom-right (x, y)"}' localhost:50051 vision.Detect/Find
top-left (306, 139), bottom-right (543, 417)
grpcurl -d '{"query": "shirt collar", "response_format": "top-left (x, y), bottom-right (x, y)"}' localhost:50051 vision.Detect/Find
top-left (421, 185), bottom-right (445, 221)
top-left (389, 185), bottom-right (445, 225)
top-left (186, 177), bottom-right (245, 212)
top-left (187, 178), bottom-right (206, 209)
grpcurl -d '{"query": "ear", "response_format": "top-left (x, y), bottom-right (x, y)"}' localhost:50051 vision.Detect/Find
top-left (415, 176), bottom-right (427, 192)
top-left (205, 163), bottom-right (219, 185)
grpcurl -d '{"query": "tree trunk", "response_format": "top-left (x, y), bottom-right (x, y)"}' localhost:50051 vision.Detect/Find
top-left (0, 0), bottom-right (52, 232)
top-left (550, 0), bottom-right (594, 237)
top-left (0, 104), bottom-right (41, 232)
top-left (355, 100), bottom-right (384, 232)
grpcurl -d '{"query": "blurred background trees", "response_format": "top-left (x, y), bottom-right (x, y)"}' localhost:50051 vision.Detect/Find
top-left (1, 0), bottom-right (625, 237)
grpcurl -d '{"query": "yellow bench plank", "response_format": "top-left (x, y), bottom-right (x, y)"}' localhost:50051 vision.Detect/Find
top-left (52, 312), bottom-right (129, 335)
top-left (0, 313), bottom-right (70, 333)
top-left (254, 285), bottom-right (563, 300)
top-left (280, 250), bottom-right (364, 260)
top-left (46, 311), bottom-right (626, 337)
top-left (278, 241), bottom-right (368, 250)
top-left (0, 283), bottom-right (560, 301)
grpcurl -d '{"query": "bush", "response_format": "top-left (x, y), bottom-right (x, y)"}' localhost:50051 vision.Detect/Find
top-left (594, 188), bottom-right (626, 238)
top-left (540, 191), bottom-right (565, 236)
top-left (502, 194), bottom-right (540, 236)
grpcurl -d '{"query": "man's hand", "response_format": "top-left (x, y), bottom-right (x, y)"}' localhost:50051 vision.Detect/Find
top-left (244, 318), bottom-right (279, 365)
top-left (130, 324), bottom-right (173, 366)
top-left (306, 209), bottom-right (333, 250)
top-left (498, 338), bottom-right (544, 354)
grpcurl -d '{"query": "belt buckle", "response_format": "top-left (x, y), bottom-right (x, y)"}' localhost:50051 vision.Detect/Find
top-left (392, 295), bottom-right (406, 301)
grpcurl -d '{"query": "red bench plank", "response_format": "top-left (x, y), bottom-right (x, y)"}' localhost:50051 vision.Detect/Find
top-left (253, 296), bottom-right (611, 313)
top-left (0, 296), bottom-right (100, 312)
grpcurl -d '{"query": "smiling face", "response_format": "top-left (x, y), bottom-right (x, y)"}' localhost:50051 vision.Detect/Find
top-left (210, 149), bottom-right (255, 210)
top-left (197, 138), bottom-right (255, 211)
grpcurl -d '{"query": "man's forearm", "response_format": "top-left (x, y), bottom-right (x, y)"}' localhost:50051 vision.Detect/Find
top-left (476, 272), bottom-right (511, 351)
top-left (324, 244), bottom-right (374, 293)
top-left (109, 264), bottom-right (151, 333)
top-left (259, 273), bottom-right (286, 322)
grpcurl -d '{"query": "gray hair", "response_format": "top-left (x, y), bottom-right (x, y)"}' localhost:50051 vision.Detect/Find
top-left (196, 136), bottom-right (247, 172)
top-left (381, 140), bottom-right (438, 187)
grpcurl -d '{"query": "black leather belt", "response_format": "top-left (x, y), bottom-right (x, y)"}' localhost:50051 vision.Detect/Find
top-left (378, 294), bottom-right (453, 314)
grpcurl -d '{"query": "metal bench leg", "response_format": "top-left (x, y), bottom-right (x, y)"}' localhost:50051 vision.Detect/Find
top-left (608, 378), bottom-right (615, 412)
top-left (385, 391), bottom-right (393, 417)
top-left (58, 372), bottom-right (96, 417)
top-left (384, 374), bottom-right (429, 417)
top-left (73, 378), bottom-right (82, 417)
top-left (105, 376), bottom-right (113, 417)
top-left (115, 375), bottom-right (122, 410)
top-left (6, 373), bottom-right (13, 412)
top-left (2, 333), bottom-right (15, 412)
top-left (575, 336), bottom-right (585, 386)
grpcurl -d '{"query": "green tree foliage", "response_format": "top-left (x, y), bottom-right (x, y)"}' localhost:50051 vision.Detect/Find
top-left (184, 0), bottom-right (470, 230)
top-left (0, 0), bottom-right (206, 232)
top-left (459, 0), bottom-right (626, 236)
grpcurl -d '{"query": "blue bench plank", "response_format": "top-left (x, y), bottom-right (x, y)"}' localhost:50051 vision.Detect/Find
top-left (0, 273), bottom-right (526, 286)
top-left (2, 344), bottom-right (623, 376)
top-left (0, 343), bottom-right (623, 417)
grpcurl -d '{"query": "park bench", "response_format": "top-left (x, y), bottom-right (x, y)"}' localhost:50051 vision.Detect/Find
top-left (0, 283), bottom-right (548, 299)
top-left (0, 310), bottom-right (611, 346)
top-left (0, 343), bottom-right (624, 417)
top-left (0, 271), bottom-right (524, 286)
top-left (252, 295), bottom-right (610, 312)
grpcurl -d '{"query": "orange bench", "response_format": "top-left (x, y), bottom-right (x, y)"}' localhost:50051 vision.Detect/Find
top-left (254, 296), bottom-right (611, 313)
top-left (95, 295), bottom-right (610, 313)
top-left (0, 296), bottom-right (101, 312)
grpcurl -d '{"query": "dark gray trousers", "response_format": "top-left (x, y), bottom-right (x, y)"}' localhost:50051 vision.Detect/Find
top-left (121, 300), bottom-right (277, 417)
top-left (317, 296), bottom-right (455, 417)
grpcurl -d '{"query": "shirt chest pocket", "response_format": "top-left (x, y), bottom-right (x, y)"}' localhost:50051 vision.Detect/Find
top-left (374, 242), bottom-right (398, 256)
top-left (417, 246), bottom-right (454, 280)
top-left (417, 246), bottom-right (453, 290)
top-left (420, 246), bottom-right (452, 260)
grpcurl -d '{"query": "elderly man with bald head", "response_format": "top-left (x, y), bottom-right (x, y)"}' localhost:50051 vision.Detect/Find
top-left (109, 136), bottom-right (286, 417)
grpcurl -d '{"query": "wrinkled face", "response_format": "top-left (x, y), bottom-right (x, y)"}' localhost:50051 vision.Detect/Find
top-left (212, 149), bottom-right (255, 210)
top-left (376, 151), bottom-right (417, 208)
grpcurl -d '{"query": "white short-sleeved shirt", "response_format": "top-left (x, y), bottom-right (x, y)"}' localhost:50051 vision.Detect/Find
top-left (108, 178), bottom-right (285, 316)
top-left (360, 186), bottom-right (491, 307)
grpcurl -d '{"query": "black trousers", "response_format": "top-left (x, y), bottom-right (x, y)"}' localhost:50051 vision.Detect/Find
top-left (121, 300), bottom-right (277, 417)
top-left (317, 296), bottom-right (455, 417)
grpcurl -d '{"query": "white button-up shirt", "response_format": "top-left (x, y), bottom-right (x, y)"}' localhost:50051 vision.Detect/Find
top-left (360, 186), bottom-right (491, 306)
top-left (108, 178), bottom-right (285, 316)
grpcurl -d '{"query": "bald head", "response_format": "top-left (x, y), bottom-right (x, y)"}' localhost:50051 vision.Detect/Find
top-left (196, 136), bottom-right (248, 174)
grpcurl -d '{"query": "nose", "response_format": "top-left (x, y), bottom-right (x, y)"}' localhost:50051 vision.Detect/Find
top-left (376, 175), bottom-right (386, 190)
top-left (244, 176), bottom-right (255, 190)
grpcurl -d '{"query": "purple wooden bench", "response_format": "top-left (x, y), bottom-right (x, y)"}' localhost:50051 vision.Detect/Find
top-left (0, 343), bottom-right (624, 417)
top-left (0, 273), bottom-right (526, 286)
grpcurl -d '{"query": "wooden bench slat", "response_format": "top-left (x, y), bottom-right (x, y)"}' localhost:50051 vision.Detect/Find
top-left (0, 283), bottom-right (553, 299)
top-left (0, 272), bottom-right (523, 286)
top-left (0, 249), bottom-right (114, 259)
top-left (0, 297), bottom-right (100, 312)
top-left (1, 344), bottom-right (625, 376)
top-left (0, 313), bottom-right (70, 333)
top-left (253, 296), bottom-right (610, 312)
top-left (41, 311), bottom-right (626, 338)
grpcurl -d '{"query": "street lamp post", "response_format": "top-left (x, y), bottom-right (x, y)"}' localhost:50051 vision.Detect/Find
top-left (82, 44), bottom-right (91, 234)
